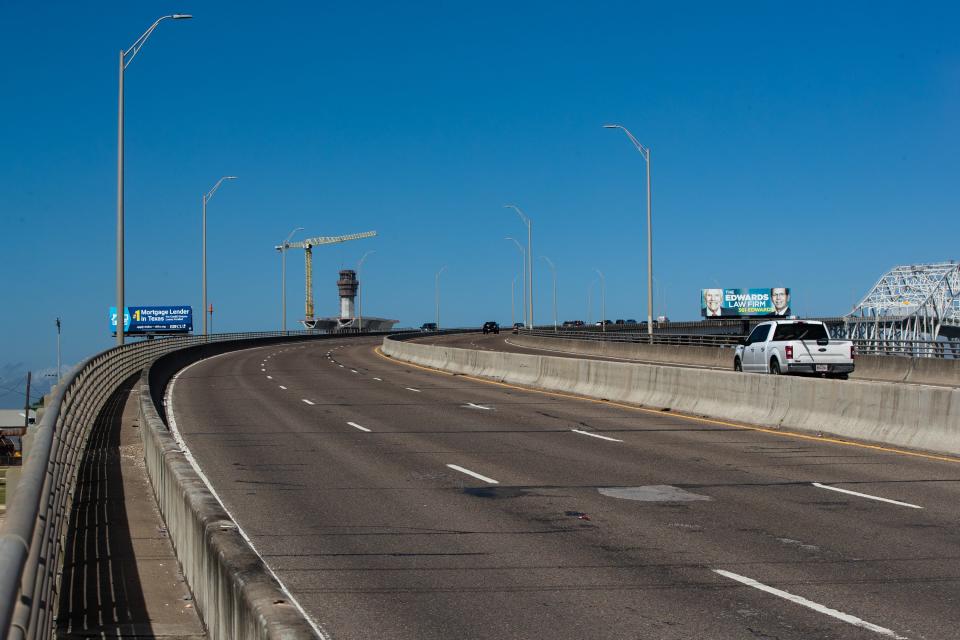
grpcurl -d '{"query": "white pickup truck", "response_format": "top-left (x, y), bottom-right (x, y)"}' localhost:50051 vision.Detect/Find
top-left (733, 320), bottom-right (855, 379)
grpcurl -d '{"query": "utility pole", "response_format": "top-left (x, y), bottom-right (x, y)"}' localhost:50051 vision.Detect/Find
top-left (56, 317), bottom-right (62, 383)
top-left (23, 371), bottom-right (32, 432)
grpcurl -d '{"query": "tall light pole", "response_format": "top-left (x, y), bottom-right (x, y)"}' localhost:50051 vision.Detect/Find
top-left (505, 237), bottom-right (526, 326)
top-left (357, 250), bottom-right (376, 331)
top-left (275, 226), bottom-right (303, 333)
top-left (435, 265), bottom-right (448, 329)
top-left (116, 13), bottom-right (192, 345)
top-left (588, 280), bottom-right (597, 325)
top-left (595, 268), bottom-right (606, 331)
top-left (542, 256), bottom-right (557, 332)
top-left (604, 124), bottom-right (653, 338)
top-left (55, 317), bottom-right (62, 383)
top-left (511, 274), bottom-right (519, 328)
top-left (202, 176), bottom-right (237, 335)
top-left (505, 205), bottom-right (533, 328)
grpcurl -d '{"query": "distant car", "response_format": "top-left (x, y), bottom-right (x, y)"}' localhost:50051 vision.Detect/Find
top-left (656, 316), bottom-right (670, 323)
top-left (420, 322), bottom-right (438, 332)
top-left (512, 322), bottom-right (524, 333)
top-left (625, 319), bottom-right (638, 325)
top-left (615, 319), bottom-right (625, 325)
top-left (562, 320), bottom-right (585, 327)
top-left (482, 321), bottom-right (500, 334)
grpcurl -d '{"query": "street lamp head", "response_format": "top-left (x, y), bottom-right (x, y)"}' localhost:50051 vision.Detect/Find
top-left (602, 124), bottom-right (621, 129)
top-left (171, 14), bottom-right (193, 19)
top-left (224, 176), bottom-right (237, 180)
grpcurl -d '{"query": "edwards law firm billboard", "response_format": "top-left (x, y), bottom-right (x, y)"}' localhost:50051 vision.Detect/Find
top-left (109, 306), bottom-right (193, 335)
top-left (701, 288), bottom-right (791, 318)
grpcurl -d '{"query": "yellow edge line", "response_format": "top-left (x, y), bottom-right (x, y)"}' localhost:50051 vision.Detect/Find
top-left (374, 346), bottom-right (960, 465)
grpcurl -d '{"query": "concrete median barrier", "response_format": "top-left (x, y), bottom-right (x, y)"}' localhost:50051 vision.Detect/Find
top-left (513, 334), bottom-right (960, 388)
top-left (383, 337), bottom-right (960, 457)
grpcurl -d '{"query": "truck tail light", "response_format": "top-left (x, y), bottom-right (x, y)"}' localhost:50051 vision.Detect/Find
top-left (851, 345), bottom-right (856, 360)
top-left (785, 345), bottom-right (794, 359)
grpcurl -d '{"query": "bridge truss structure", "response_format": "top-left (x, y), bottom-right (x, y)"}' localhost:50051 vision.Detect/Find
top-left (843, 262), bottom-right (960, 346)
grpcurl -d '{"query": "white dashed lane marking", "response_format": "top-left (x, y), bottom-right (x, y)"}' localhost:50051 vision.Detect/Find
top-left (347, 422), bottom-right (371, 432)
top-left (279, 386), bottom-right (287, 390)
top-left (406, 387), bottom-right (421, 393)
top-left (812, 483), bottom-right (922, 509)
top-left (302, 399), bottom-right (315, 405)
top-left (713, 570), bottom-right (906, 638)
top-left (447, 464), bottom-right (498, 484)
top-left (572, 429), bottom-right (623, 442)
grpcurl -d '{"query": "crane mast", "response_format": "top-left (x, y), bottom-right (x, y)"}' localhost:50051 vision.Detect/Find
top-left (285, 231), bottom-right (376, 321)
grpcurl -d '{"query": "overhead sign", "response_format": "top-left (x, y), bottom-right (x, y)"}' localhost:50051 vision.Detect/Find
top-left (701, 288), bottom-right (791, 318)
top-left (109, 306), bottom-right (193, 335)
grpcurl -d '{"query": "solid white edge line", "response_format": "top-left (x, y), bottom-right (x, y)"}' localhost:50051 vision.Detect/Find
top-left (446, 464), bottom-right (499, 484)
top-left (166, 353), bottom-right (332, 640)
top-left (572, 429), bottom-right (623, 442)
top-left (812, 482), bottom-right (922, 509)
top-left (347, 421), bottom-right (371, 432)
top-left (713, 570), bottom-right (905, 639)
top-left (406, 387), bottom-right (421, 392)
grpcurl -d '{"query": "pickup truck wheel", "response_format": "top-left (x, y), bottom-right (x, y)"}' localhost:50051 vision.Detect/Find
top-left (733, 358), bottom-right (742, 372)
top-left (769, 359), bottom-right (781, 375)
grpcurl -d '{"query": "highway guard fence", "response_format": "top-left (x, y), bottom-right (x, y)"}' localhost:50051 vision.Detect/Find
top-left (0, 329), bottom-right (393, 640)
top-left (521, 328), bottom-right (960, 359)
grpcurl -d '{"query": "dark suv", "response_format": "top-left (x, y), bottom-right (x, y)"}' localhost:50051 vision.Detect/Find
top-left (482, 321), bottom-right (500, 334)
top-left (420, 322), bottom-right (438, 332)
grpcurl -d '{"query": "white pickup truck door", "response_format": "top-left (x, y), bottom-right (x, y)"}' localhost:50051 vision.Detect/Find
top-left (743, 324), bottom-right (772, 372)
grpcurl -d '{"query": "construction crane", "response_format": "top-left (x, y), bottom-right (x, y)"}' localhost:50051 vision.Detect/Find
top-left (285, 231), bottom-right (376, 322)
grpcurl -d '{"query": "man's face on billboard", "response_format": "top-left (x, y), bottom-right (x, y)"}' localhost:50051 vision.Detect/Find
top-left (772, 288), bottom-right (788, 310)
top-left (705, 289), bottom-right (723, 312)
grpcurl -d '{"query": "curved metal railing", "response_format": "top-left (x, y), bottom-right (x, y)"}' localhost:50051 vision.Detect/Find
top-left (0, 329), bottom-right (389, 640)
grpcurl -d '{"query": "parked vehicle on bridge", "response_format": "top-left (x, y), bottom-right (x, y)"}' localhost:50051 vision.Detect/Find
top-left (482, 321), bottom-right (500, 334)
top-left (420, 322), bottom-right (438, 332)
top-left (733, 320), bottom-right (855, 379)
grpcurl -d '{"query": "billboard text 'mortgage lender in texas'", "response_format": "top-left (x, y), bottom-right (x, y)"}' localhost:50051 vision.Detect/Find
top-left (109, 306), bottom-right (193, 334)
top-left (701, 288), bottom-right (791, 318)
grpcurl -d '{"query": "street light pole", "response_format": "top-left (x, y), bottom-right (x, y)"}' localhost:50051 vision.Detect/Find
top-left (542, 256), bottom-right (557, 332)
top-left (435, 265), bottom-right (448, 329)
top-left (505, 205), bottom-right (533, 328)
top-left (604, 124), bottom-right (653, 338)
top-left (357, 250), bottom-right (376, 332)
top-left (275, 226), bottom-right (303, 333)
top-left (55, 317), bottom-right (61, 383)
top-left (595, 268), bottom-right (606, 331)
top-left (511, 274), bottom-right (518, 328)
top-left (202, 176), bottom-right (237, 336)
top-left (116, 14), bottom-right (192, 345)
top-left (588, 280), bottom-right (597, 325)
top-left (505, 236), bottom-right (525, 327)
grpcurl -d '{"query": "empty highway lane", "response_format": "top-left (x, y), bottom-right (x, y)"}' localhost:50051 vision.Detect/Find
top-left (167, 336), bottom-right (960, 639)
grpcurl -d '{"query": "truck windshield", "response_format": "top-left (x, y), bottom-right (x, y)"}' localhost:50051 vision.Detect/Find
top-left (773, 323), bottom-right (828, 341)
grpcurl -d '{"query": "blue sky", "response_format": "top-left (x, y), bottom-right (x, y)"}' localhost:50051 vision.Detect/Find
top-left (2, 1), bottom-right (958, 406)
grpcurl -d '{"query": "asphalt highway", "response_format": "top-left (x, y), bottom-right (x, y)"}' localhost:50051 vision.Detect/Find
top-left (168, 335), bottom-right (960, 640)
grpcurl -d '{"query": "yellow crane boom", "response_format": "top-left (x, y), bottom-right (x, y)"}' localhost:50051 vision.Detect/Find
top-left (286, 231), bottom-right (376, 320)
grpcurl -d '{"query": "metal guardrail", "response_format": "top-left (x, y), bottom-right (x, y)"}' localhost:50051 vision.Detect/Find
top-left (521, 328), bottom-right (959, 359)
top-left (853, 340), bottom-right (960, 358)
top-left (519, 328), bottom-right (742, 347)
top-left (0, 328), bottom-right (396, 640)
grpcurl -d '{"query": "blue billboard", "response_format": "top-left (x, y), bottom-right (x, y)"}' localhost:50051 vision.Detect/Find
top-left (109, 306), bottom-right (193, 335)
top-left (701, 288), bottom-right (791, 318)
